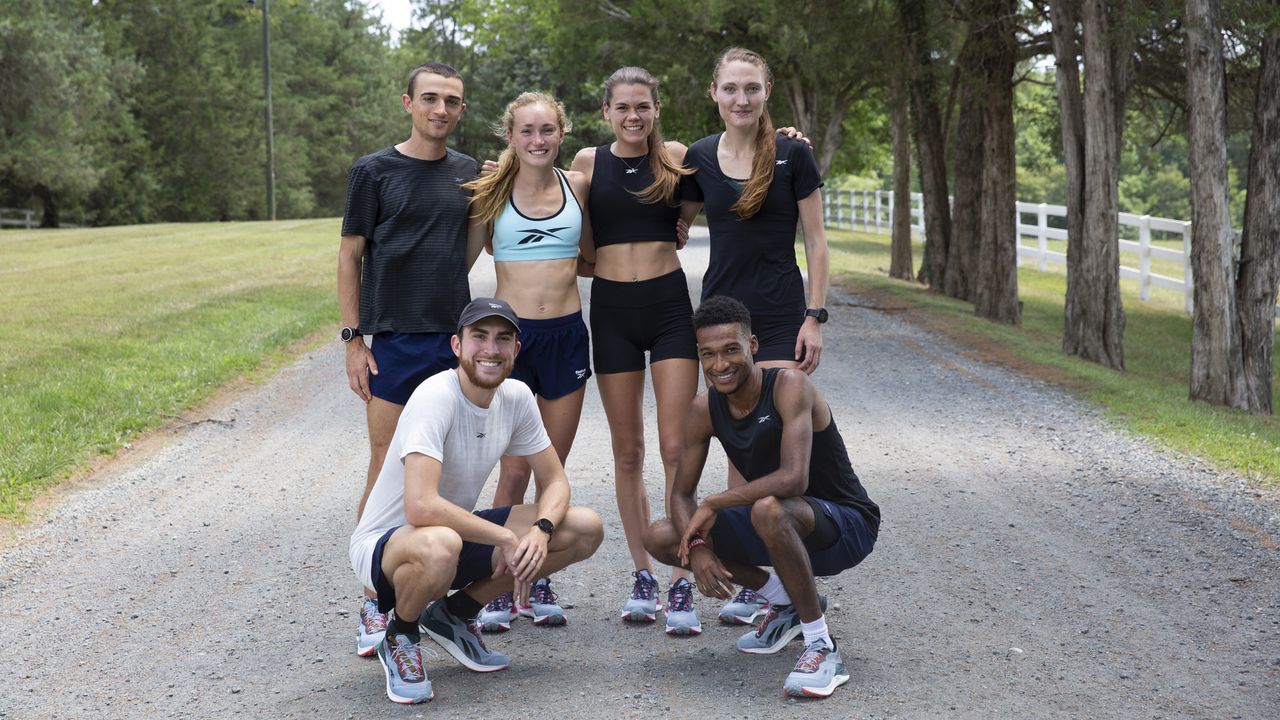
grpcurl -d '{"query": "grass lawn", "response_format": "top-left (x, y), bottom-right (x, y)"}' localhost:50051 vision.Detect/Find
top-left (0, 219), bottom-right (338, 519)
top-left (816, 228), bottom-right (1280, 488)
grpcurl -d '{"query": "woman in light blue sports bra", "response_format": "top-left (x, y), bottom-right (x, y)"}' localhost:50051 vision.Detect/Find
top-left (462, 92), bottom-right (594, 623)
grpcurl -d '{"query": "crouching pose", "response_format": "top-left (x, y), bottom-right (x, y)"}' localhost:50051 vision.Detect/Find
top-left (349, 297), bottom-right (604, 704)
top-left (643, 296), bottom-right (879, 698)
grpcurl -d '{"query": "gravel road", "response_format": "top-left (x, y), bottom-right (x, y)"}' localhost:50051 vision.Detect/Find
top-left (2, 228), bottom-right (1278, 719)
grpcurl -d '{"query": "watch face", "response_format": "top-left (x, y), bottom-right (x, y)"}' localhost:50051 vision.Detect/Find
top-left (818, 308), bottom-right (829, 323)
top-left (340, 327), bottom-right (353, 342)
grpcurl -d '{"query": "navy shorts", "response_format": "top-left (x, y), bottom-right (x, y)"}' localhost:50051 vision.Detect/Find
top-left (510, 312), bottom-right (592, 399)
top-left (368, 332), bottom-right (457, 405)
top-left (750, 312), bottom-right (805, 364)
top-left (370, 506), bottom-right (513, 614)
top-left (706, 497), bottom-right (876, 577)
top-left (590, 269), bottom-right (697, 374)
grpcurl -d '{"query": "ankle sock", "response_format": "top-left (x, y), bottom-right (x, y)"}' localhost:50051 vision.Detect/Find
top-left (800, 615), bottom-right (833, 650)
top-left (389, 612), bottom-right (419, 639)
top-left (756, 573), bottom-right (792, 606)
top-left (445, 591), bottom-right (484, 621)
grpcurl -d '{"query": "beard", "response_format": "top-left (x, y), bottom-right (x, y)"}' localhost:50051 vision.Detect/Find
top-left (459, 354), bottom-right (511, 389)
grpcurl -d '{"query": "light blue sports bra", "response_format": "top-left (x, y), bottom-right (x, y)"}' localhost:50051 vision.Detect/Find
top-left (492, 169), bottom-right (582, 262)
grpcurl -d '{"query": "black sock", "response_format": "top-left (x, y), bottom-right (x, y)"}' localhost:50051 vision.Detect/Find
top-left (445, 591), bottom-right (483, 621)
top-left (389, 613), bottom-right (418, 639)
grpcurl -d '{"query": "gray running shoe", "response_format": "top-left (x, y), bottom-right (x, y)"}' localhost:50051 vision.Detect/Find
top-left (477, 591), bottom-right (518, 633)
top-left (735, 596), bottom-right (827, 655)
top-left (783, 640), bottom-right (850, 698)
top-left (718, 586), bottom-right (769, 625)
top-left (621, 569), bottom-right (660, 623)
top-left (664, 578), bottom-right (702, 636)
top-left (420, 599), bottom-right (510, 672)
top-left (357, 597), bottom-right (387, 657)
top-left (520, 578), bottom-right (567, 626)
top-left (375, 630), bottom-right (433, 704)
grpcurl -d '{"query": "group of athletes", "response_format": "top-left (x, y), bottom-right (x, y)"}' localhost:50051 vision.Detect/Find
top-left (339, 47), bottom-right (881, 705)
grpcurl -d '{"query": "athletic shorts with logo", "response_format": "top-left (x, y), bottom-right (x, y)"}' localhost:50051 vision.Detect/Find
top-left (510, 311), bottom-right (592, 399)
top-left (590, 269), bottom-right (697, 374)
top-left (708, 497), bottom-right (875, 577)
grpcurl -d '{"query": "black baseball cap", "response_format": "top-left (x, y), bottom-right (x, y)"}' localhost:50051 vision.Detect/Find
top-left (457, 297), bottom-right (521, 333)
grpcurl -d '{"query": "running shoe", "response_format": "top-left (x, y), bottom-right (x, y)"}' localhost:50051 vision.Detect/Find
top-left (357, 596), bottom-right (388, 657)
top-left (477, 591), bottom-right (519, 633)
top-left (783, 640), bottom-right (849, 698)
top-left (419, 599), bottom-right (510, 672)
top-left (520, 578), bottom-right (567, 626)
top-left (621, 569), bottom-right (660, 623)
top-left (736, 595), bottom-right (827, 655)
top-left (375, 629), bottom-right (433, 704)
top-left (718, 587), bottom-right (769, 625)
top-left (663, 577), bottom-right (702, 636)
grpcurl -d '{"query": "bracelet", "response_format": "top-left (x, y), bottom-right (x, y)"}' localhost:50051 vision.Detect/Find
top-left (687, 536), bottom-right (707, 550)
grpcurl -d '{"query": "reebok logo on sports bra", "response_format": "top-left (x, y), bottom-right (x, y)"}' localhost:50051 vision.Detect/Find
top-left (517, 226), bottom-right (572, 245)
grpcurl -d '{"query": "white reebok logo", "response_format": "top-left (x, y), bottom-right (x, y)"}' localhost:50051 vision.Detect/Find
top-left (575, 368), bottom-right (588, 380)
top-left (757, 415), bottom-right (771, 423)
top-left (775, 159), bottom-right (788, 166)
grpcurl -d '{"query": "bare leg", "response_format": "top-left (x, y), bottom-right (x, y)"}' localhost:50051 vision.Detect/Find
top-left (462, 504), bottom-right (605, 604)
top-left (749, 497), bottom-right (822, 622)
top-left (650, 358), bottom-right (699, 582)
top-left (597, 371), bottom-right (655, 573)
top-left (360, 396), bottom-right (405, 519)
top-left (379, 525), bottom-right (464, 621)
top-left (493, 386), bottom-right (585, 506)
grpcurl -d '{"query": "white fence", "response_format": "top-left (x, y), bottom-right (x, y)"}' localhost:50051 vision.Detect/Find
top-left (823, 189), bottom-right (1217, 314)
top-left (0, 207), bottom-right (40, 229)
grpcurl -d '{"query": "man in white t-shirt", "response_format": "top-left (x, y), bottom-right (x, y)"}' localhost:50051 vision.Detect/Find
top-left (349, 297), bottom-right (604, 705)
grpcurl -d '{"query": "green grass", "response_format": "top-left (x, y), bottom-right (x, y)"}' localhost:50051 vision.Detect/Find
top-left (0, 220), bottom-right (339, 519)
top-left (815, 228), bottom-right (1280, 487)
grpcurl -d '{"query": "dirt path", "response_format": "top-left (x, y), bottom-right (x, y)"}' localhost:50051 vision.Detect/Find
top-left (2, 230), bottom-right (1277, 719)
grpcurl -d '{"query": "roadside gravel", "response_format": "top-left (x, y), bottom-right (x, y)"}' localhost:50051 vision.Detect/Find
top-left (1, 229), bottom-right (1277, 719)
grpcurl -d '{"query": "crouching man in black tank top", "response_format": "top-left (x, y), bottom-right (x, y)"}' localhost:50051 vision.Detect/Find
top-left (643, 295), bottom-right (880, 699)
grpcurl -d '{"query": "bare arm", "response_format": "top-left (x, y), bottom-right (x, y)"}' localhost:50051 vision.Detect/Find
top-left (465, 213), bottom-right (488, 270)
top-left (567, 168), bottom-right (596, 270)
top-left (669, 393), bottom-right (714, 538)
top-left (338, 234), bottom-right (376, 402)
top-left (403, 452), bottom-right (519, 548)
top-left (795, 189), bottom-right (829, 373)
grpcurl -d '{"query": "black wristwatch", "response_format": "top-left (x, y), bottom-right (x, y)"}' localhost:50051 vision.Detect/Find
top-left (804, 307), bottom-right (829, 324)
top-left (533, 518), bottom-right (555, 538)
top-left (339, 326), bottom-right (362, 343)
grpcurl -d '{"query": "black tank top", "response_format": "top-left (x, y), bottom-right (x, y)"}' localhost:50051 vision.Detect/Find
top-left (588, 144), bottom-right (682, 248)
top-left (707, 368), bottom-right (880, 533)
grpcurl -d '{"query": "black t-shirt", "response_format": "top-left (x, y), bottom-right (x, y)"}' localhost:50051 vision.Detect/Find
top-left (707, 368), bottom-right (880, 534)
top-left (682, 134), bottom-right (822, 316)
top-left (341, 146), bottom-right (479, 334)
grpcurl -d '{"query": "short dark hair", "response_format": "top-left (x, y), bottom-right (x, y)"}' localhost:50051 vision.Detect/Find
top-left (406, 62), bottom-right (463, 97)
top-left (692, 295), bottom-right (753, 333)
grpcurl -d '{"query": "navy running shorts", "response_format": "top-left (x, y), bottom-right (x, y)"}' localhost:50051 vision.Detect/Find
top-left (706, 496), bottom-right (876, 577)
top-left (510, 311), bottom-right (592, 399)
top-left (368, 332), bottom-right (458, 405)
top-left (370, 506), bottom-right (514, 614)
top-left (590, 269), bottom-right (697, 374)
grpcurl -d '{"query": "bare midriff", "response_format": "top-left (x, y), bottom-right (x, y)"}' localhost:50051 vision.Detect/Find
top-left (494, 257), bottom-right (582, 318)
top-left (593, 240), bottom-right (681, 282)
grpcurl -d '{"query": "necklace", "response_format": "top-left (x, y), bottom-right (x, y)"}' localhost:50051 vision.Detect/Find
top-left (617, 153), bottom-right (647, 175)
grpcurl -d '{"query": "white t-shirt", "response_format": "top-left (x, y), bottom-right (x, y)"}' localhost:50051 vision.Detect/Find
top-left (348, 369), bottom-right (550, 588)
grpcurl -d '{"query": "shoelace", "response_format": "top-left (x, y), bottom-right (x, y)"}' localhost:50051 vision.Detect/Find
top-left (731, 587), bottom-right (759, 606)
top-left (630, 571), bottom-right (658, 600)
top-left (389, 634), bottom-right (425, 680)
top-left (793, 641), bottom-right (829, 673)
top-left (754, 604), bottom-right (786, 637)
top-left (667, 581), bottom-right (695, 612)
top-left (530, 581), bottom-right (558, 605)
top-left (485, 592), bottom-right (513, 612)
top-left (362, 601), bottom-right (388, 632)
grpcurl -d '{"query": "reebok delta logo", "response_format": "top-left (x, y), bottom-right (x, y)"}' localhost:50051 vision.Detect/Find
top-left (476, 432), bottom-right (487, 439)
top-left (757, 415), bottom-right (772, 423)
top-left (775, 159), bottom-right (788, 166)
top-left (517, 226), bottom-right (571, 246)
top-left (574, 368), bottom-right (588, 380)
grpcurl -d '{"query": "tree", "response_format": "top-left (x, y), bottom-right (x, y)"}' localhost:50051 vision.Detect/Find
top-left (1049, 0), bottom-right (1129, 369)
top-left (889, 65), bottom-right (915, 281)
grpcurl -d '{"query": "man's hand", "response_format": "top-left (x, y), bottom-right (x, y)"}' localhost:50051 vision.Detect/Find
top-left (345, 341), bottom-right (377, 402)
top-left (688, 546), bottom-right (735, 600)
top-left (494, 527), bottom-right (549, 607)
top-left (480, 159), bottom-right (498, 177)
top-left (795, 319), bottom-right (823, 374)
top-left (776, 126), bottom-right (813, 149)
top-left (677, 502), bottom-right (719, 563)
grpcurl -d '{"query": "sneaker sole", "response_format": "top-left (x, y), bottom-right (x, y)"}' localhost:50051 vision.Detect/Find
top-left (621, 610), bottom-right (657, 623)
top-left (718, 609), bottom-right (767, 625)
top-left (665, 624), bottom-right (703, 636)
top-left (421, 626), bottom-right (510, 673)
top-left (531, 614), bottom-right (567, 626)
top-left (357, 637), bottom-right (381, 657)
top-left (478, 620), bottom-right (513, 633)
top-left (376, 649), bottom-right (434, 704)
top-left (737, 622), bottom-right (803, 655)
top-left (784, 672), bottom-right (850, 698)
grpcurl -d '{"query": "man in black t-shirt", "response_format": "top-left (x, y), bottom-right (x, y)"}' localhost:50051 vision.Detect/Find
top-left (338, 62), bottom-right (486, 659)
top-left (643, 296), bottom-right (878, 699)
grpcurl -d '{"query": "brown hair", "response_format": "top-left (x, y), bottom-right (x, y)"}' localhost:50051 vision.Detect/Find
top-left (463, 92), bottom-right (572, 227)
top-left (712, 48), bottom-right (775, 219)
top-left (603, 67), bottom-right (693, 206)
top-left (405, 62), bottom-right (462, 97)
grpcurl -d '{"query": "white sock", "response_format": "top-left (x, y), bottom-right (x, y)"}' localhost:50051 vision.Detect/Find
top-left (755, 573), bottom-right (792, 606)
top-left (800, 615), bottom-right (833, 650)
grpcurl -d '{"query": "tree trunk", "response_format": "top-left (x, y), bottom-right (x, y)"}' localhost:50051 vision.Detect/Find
top-left (1236, 28), bottom-right (1280, 414)
top-left (889, 74), bottom-right (915, 281)
top-left (948, 33), bottom-right (984, 302)
top-left (35, 185), bottom-right (59, 228)
top-left (1052, 0), bottom-right (1128, 369)
top-left (1186, 0), bottom-right (1246, 407)
top-left (973, 0), bottom-right (1020, 324)
top-left (897, 0), bottom-right (951, 289)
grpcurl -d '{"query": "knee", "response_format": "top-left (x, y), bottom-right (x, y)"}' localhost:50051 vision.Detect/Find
top-left (413, 526), bottom-right (462, 570)
top-left (657, 438), bottom-right (682, 471)
top-left (611, 440), bottom-right (645, 475)
top-left (749, 496), bottom-right (788, 536)
top-left (566, 506), bottom-right (605, 553)
top-left (642, 520), bottom-right (679, 563)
